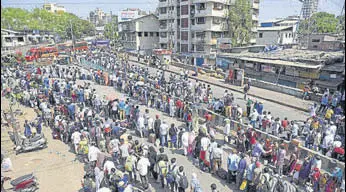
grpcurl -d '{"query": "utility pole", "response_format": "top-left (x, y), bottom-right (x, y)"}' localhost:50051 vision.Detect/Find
top-left (69, 19), bottom-right (75, 51)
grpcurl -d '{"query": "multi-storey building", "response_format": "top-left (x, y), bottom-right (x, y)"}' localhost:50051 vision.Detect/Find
top-left (89, 8), bottom-right (112, 26)
top-left (43, 3), bottom-right (66, 14)
top-left (118, 14), bottom-right (160, 55)
top-left (300, 0), bottom-right (318, 19)
top-left (158, 0), bottom-right (259, 65)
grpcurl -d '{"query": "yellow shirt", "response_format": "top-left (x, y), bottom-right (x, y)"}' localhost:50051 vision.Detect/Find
top-left (325, 109), bottom-right (334, 119)
top-left (311, 121), bottom-right (319, 129)
top-left (120, 133), bottom-right (129, 144)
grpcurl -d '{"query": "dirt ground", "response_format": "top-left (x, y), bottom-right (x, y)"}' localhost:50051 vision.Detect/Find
top-left (1, 98), bottom-right (84, 192)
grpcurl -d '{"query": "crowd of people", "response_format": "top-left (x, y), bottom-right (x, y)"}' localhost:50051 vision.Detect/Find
top-left (1, 46), bottom-right (345, 192)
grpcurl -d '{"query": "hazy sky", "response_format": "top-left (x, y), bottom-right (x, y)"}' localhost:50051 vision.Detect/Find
top-left (2, 0), bottom-right (345, 21)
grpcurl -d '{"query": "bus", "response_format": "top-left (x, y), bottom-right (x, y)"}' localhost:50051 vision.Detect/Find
top-left (25, 47), bottom-right (58, 62)
top-left (74, 41), bottom-right (88, 51)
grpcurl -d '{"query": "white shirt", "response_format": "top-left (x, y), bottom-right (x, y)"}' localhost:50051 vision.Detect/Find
top-left (160, 123), bottom-right (168, 135)
top-left (201, 137), bottom-right (211, 151)
top-left (224, 124), bottom-right (230, 135)
top-left (181, 132), bottom-right (189, 147)
top-left (138, 116), bottom-right (145, 129)
top-left (88, 146), bottom-right (100, 162)
top-left (71, 131), bottom-right (81, 144)
top-left (148, 118), bottom-right (154, 130)
top-left (137, 157), bottom-right (151, 176)
top-left (322, 134), bottom-right (334, 148)
top-left (103, 160), bottom-right (115, 174)
top-left (109, 139), bottom-right (120, 153)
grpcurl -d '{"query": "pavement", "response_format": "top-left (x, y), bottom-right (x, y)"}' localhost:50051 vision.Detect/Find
top-left (128, 55), bottom-right (314, 113)
top-left (1, 98), bottom-right (85, 192)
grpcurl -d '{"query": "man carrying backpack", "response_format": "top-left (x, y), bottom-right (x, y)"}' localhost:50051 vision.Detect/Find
top-left (256, 167), bottom-right (271, 192)
top-left (167, 158), bottom-right (178, 192)
top-left (227, 149), bottom-right (240, 184)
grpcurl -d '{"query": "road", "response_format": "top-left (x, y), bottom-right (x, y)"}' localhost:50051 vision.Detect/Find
top-left (89, 56), bottom-right (309, 122)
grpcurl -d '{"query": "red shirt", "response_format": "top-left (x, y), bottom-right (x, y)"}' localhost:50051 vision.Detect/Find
top-left (187, 114), bottom-right (192, 122)
top-left (281, 120), bottom-right (288, 129)
top-left (176, 100), bottom-right (182, 108)
top-left (334, 147), bottom-right (345, 155)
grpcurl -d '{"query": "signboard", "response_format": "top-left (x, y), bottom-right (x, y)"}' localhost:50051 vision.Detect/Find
top-left (217, 38), bottom-right (232, 49)
top-left (153, 49), bottom-right (172, 55)
top-left (118, 11), bottom-right (139, 22)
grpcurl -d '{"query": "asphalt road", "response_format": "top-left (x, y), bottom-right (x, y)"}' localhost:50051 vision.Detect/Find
top-left (125, 59), bottom-right (309, 122)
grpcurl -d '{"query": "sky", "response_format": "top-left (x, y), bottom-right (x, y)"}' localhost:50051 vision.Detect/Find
top-left (1, 0), bottom-right (345, 21)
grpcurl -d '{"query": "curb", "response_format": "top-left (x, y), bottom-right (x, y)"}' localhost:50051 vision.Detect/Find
top-left (129, 59), bottom-right (309, 112)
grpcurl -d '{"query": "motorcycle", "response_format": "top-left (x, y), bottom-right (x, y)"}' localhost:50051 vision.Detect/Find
top-left (14, 134), bottom-right (48, 155)
top-left (1, 173), bottom-right (38, 192)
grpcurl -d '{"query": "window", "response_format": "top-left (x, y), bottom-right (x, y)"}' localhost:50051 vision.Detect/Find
top-left (312, 39), bottom-right (320, 43)
top-left (181, 18), bottom-right (188, 28)
top-left (160, 20), bottom-right (167, 29)
top-left (181, 44), bottom-right (188, 52)
top-left (160, 7), bottom-right (167, 14)
top-left (18, 37), bottom-right (24, 42)
top-left (212, 32), bottom-right (222, 38)
top-left (313, 45), bottom-right (318, 48)
top-left (191, 19), bottom-right (195, 25)
top-left (213, 3), bottom-right (223, 10)
top-left (259, 33), bottom-right (263, 38)
top-left (160, 32), bottom-right (167, 38)
top-left (196, 17), bottom-right (205, 24)
top-left (191, 45), bottom-right (195, 51)
top-left (156, 32), bottom-right (160, 37)
top-left (181, 5), bottom-right (188, 15)
top-left (138, 32), bottom-right (142, 37)
top-left (196, 44), bottom-right (204, 51)
top-left (159, 0), bottom-right (166, 2)
top-left (169, 6), bottom-right (174, 11)
top-left (197, 3), bottom-right (206, 10)
top-left (213, 17), bottom-right (222, 24)
top-left (196, 32), bottom-right (205, 38)
top-left (5, 37), bottom-right (11, 42)
top-left (181, 31), bottom-right (188, 40)
top-left (150, 32), bottom-right (154, 37)
top-left (191, 32), bottom-right (195, 38)
top-left (161, 44), bottom-right (168, 49)
top-left (144, 32), bottom-right (148, 37)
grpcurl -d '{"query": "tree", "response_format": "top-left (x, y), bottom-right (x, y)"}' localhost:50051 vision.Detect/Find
top-left (227, 0), bottom-right (253, 47)
top-left (1, 8), bottom-right (95, 40)
top-left (104, 19), bottom-right (118, 41)
top-left (298, 12), bottom-right (340, 34)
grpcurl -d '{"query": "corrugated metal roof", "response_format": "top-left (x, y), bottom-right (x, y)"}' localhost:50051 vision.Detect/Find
top-left (239, 57), bottom-right (322, 69)
top-left (257, 26), bottom-right (293, 31)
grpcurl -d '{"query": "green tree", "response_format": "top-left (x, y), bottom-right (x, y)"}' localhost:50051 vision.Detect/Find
top-left (227, 0), bottom-right (253, 47)
top-left (298, 12), bottom-right (339, 34)
top-left (104, 19), bottom-right (118, 40)
top-left (1, 8), bottom-right (95, 40)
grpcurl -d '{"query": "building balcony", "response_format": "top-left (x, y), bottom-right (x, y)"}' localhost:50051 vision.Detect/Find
top-left (191, 22), bottom-right (227, 32)
top-left (251, 27), bottom-right (257, 32)
top-left (192, 0), bottom-right (230, 4)
top-left (191, 7), bottom-right (227, 18)
top-left (159, 37), bottom-right (168, 43)
top-left (252, 2), bottom-right (259, 10)
top-left (158, 1), bottom-right (168, 7)
top-left (252, 14), bottom-right (259, 21)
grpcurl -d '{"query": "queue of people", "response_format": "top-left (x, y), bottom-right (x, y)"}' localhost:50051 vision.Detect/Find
top-left (1, 46), bottom-right (345, 192)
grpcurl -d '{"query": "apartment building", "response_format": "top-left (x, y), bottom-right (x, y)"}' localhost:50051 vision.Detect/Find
top-left (300, 0), bottom-right (318, 19)
top-left (158, 0), bottom-right (259, 65)
top-left (118, 14), bottom-right (160, 55)
top-left (89, 8), bottom-right (113, 26)
top-left (43, 3), bottom-right (66, 14)
top-left (257, 16), bottom-right (299, 46)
